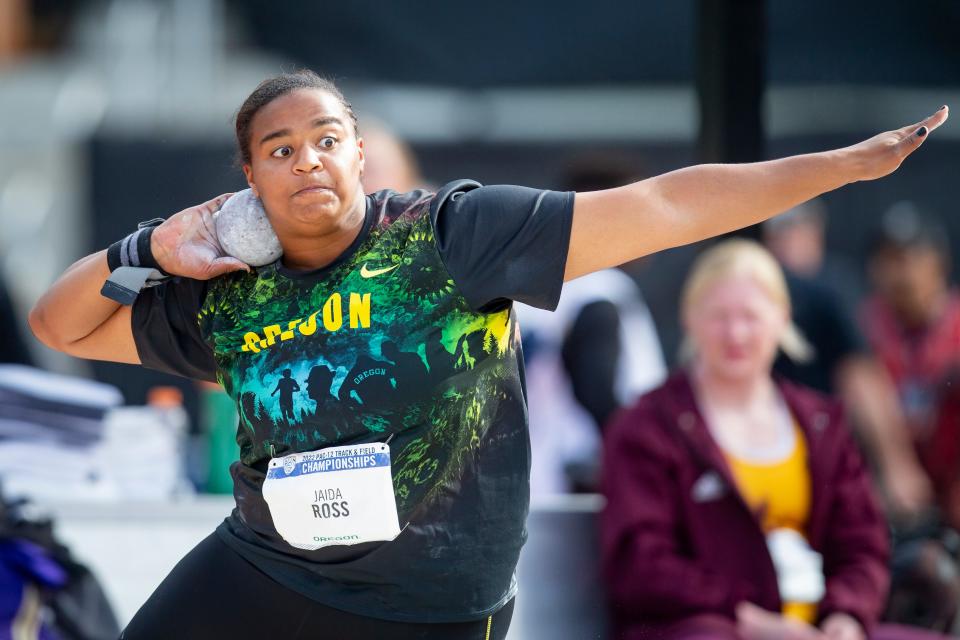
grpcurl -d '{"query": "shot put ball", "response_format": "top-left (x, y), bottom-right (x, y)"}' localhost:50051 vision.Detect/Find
top-left (215, 189), bottom-right (283, 266)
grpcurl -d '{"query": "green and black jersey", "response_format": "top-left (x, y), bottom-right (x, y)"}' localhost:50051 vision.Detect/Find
top-left (131, 181), bottom-right (574, 622)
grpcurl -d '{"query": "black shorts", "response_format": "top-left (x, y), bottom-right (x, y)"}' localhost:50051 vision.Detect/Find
top-left (121, 533), bottom-right (514, 640)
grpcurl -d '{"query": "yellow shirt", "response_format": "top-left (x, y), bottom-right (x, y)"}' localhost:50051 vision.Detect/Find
top-left (724, 423), bottom-right (817, 623)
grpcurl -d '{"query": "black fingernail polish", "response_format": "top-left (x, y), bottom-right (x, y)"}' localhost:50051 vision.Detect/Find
top-left (918, 126), bottom-right (928, 137)
top-left (939, 105), bottom-right (947, 111)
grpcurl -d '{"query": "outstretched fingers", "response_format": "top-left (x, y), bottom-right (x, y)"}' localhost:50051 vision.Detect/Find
top-left (918, 105), bottom-right (949, 134)
top-left (899, 105), bottom-right (949, 151)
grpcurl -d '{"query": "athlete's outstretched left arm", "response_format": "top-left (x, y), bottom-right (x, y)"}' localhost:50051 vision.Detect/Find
top-left (564, 107), bottom-right (949, 281)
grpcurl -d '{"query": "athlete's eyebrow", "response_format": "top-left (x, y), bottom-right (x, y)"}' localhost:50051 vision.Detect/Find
top-left (258, 117), bottom-right (345, 147)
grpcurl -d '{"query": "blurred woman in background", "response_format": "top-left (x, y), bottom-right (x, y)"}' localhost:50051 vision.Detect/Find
top-left (600, 239), bottom-right (953, 640)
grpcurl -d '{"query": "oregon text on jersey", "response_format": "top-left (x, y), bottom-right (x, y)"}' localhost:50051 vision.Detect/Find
top-left (241, 292), bottom-right (372, 353)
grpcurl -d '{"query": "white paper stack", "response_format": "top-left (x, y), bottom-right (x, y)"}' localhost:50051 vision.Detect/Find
top-left (0, 365), bottom-right (123, 501)
top-left (0, 365), bottom-right (193, 502)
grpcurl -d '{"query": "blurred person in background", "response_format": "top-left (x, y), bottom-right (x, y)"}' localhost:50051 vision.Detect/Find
top-left (601, 239), bottom-right (954, 640)
top-left (359, 120), bottom-right (430, 194)
top-left (862, 204), bottom-right (960, 532)
top-left (517, 159), bottom-right (666, 496)
top-left (762, 199), bottom-right (863, 306)
top-left (764, 206), bottom-right (934, 526)
top-left (28, 67), bottom-right (948, 638)
top-left (860, 205), bottom-right (960, 632)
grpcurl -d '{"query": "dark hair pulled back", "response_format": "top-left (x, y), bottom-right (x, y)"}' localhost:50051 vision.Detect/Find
top-left (234, 69), bottom-right (358, 166)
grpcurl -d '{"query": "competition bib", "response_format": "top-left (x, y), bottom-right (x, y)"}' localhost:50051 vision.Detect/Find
top-left (262, 442), bottom-right (401, 550)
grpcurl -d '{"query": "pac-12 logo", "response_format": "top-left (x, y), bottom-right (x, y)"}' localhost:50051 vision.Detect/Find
top-left (283, 457), bottom-right (298, 475)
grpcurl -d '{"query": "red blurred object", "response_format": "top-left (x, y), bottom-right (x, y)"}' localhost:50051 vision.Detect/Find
top-left (147, 386), bottom-right (184, 408)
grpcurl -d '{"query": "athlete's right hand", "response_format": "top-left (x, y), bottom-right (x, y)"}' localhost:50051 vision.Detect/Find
top-left (150, 193), bottom-right (252, 279)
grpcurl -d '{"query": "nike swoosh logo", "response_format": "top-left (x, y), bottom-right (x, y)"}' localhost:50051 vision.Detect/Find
top-left (359, 263), bottom-right (400, 278)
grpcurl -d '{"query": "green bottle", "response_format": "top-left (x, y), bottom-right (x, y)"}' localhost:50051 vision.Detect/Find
top-left (199, 382), bottom-right (239, 494)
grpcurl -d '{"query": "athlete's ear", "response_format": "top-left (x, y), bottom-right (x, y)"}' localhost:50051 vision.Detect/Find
top-left (243, 164), bottom-right (260, 198)
top-left (356, 136), bottom-right (365, 178)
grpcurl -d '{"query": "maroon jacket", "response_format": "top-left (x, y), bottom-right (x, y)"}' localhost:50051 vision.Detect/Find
top-left (600, 371), bottom-right (890, 639)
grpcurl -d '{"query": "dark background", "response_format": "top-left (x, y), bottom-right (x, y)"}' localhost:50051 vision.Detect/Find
top-left (81, 0), bottom-right (960, 408)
